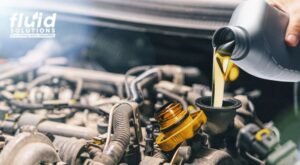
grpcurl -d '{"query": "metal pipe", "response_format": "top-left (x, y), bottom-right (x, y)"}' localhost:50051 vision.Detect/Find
top-left (155, 88), bottom-right (188, 110)
top-left (37, 121), bottom-right (98, 139)
top-left (0, 131), bottom-right (61, 165)
top-left (37, 66), bottom-right (134, 85)
top-left (129, 68), bottom-right (161, 103)
top-left (13, 143), bottom-right (60, 165)
top-left (17, 113), bottom-right (98, 139)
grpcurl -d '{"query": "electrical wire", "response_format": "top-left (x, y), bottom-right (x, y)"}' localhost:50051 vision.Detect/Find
top-left (104, 103), bottom-right (119, 151)
top-left (244, 152), bottom-right (265, 165)
top-left (271, 126), bottom-right (281, 142)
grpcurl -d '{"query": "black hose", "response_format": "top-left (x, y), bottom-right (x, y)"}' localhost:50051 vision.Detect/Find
top-left (95, 103), bottom-right (132, 165)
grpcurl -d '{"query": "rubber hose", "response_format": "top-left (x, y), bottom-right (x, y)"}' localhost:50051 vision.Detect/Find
top-left (112, 104), bottom-right (132, 147)
top-left (96, 103), bottom-right (132, 165)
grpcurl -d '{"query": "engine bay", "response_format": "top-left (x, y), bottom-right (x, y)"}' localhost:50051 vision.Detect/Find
top-left (1, 0), bottom-right (300, 163)
top-left (0, 40), bottom-right (298, 165)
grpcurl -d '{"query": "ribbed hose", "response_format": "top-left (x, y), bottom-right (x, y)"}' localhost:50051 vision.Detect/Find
top-left (95, 103), bottom-right (132, 165)
top-left (112, 104), bottom-right (132, 147)
top-left (53, 136), bottom-right (86, 165)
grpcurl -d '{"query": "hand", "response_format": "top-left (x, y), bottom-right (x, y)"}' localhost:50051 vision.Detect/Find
top-left (267, 0), bottom-right (300, 47)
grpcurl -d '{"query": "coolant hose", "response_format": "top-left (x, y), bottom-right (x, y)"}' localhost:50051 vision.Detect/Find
top-left (95, 103), bottom-right (132, 165)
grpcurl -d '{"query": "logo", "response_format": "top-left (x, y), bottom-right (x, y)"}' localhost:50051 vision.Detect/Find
top-left (10, 12), bottom-right (56, 38)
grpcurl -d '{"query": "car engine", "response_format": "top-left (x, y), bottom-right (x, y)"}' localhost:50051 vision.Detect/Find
top-left (0, 40), bottom-right (298, 165)
top-left (1, 0), bottom-right (300, 164)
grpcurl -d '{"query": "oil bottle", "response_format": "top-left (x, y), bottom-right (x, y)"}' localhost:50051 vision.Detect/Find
top-left (212, 0), bottom-right (300, 82)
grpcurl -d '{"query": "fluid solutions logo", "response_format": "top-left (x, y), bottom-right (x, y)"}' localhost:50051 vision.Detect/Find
top-left (10, 12), bottom-right (57, 38)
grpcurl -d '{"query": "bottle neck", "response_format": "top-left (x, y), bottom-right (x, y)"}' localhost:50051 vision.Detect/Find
top-left (212, 26), bottom-right (249, 60)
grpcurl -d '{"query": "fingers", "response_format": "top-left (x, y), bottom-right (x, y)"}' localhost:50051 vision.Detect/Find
top-left (267, 0), bottom-right (300, 47)
top-left (267, 0), bottom-right (287, 11)
top-left (285, 14), bottom-right (300, 47)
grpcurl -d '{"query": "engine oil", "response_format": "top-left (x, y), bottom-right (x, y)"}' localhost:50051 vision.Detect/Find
top-left (211, 46), bottom-right (238, 107)
top-left (212, 0), bottom-right (300, 82)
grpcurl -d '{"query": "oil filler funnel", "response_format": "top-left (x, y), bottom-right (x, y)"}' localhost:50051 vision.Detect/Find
top-left (196, 96), bottom-right (241, 135)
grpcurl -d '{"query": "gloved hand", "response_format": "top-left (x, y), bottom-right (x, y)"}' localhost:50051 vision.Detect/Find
top-left (267, 0), bottom-right (300, 47)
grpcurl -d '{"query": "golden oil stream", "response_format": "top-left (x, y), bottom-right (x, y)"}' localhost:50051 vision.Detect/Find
top-left (211, 48), bottom-right (239, 107)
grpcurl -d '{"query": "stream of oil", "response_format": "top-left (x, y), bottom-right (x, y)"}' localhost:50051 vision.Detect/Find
top-left (211, 48), bottom-right (235, 107)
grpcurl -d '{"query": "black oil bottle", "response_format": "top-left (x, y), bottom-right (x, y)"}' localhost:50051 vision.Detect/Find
top-left (212, 0), bottom-right (300, 82)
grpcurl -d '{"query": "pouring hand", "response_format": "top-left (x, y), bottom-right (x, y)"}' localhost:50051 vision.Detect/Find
top-left (268, 0), bottom-right (300, 47)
